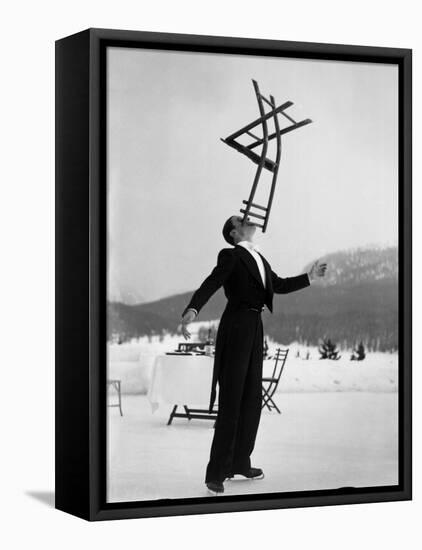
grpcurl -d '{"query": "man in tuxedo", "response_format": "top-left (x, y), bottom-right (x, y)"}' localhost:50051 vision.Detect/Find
top-left (181, 215), bottom-right (327, 495)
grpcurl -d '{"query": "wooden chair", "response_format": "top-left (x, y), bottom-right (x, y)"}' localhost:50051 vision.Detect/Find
top-left (221, 80), bottom-right (312, 232)
top-left (261, 348), bottom-right (289, 413)
top-left (107, 379), bottom-right (123, 416)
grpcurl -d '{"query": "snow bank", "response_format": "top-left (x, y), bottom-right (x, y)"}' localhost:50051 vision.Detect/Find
top-left (107, 331), bottom-right (398, 395)
top-left (275, 357), bottom-right (397, 393)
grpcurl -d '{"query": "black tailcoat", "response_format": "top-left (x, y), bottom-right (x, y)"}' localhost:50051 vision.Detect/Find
top-left (182, 244), bottom-right (310, 482)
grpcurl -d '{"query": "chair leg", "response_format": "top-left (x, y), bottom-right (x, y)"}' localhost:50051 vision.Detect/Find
top-left (262, 399), bottom-right (271, 411)
top-left (267, 396), bottom-right (281, 414)
top-left (263, 397), bottom-right (274, 411)
top-left (167, 405), bottom-right (178, 425)
top-left (183, 405), bottom-right (192, 420)
top-left (117, 381), bottom-right (123, 416)
top-left (261, 386), bottom-right (273, 411)
top-left (263, 400), bottom-right (272, 412)
top-left (262, 385), bottom-right (281, 413)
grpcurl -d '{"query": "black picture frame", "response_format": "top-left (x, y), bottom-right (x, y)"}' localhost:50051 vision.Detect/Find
top-left (55, 27), bottom-right (412, 521)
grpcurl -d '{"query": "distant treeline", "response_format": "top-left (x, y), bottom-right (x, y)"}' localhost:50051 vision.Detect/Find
top-left (263, 311), bottom-right (398, 352)
top-left (109, 307), bottom-right (397, 352)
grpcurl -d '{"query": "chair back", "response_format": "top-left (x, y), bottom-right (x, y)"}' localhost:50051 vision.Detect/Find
top-left (270, 348), bottom-right (289, 385)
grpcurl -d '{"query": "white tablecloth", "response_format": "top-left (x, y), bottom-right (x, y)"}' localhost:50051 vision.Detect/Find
top-left (147, 355), bottom-right (278, 412)
top-left (148, 355), bottom-right (214, 412)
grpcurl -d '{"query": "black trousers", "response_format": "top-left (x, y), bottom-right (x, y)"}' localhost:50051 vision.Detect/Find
top-left (205, 309), bottom-right (264, 483)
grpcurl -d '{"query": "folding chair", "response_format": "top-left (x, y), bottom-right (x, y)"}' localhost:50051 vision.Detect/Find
top-left (261, 348), bottom-right (289, 413)
top-left (221, 80), bottom-right (312, 232)
top-left (107, 379), bottom-right (123, 416)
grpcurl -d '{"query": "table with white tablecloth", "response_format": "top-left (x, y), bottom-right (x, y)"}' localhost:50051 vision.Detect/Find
top-left (147, 354), bottom-right (281, 424)
top-left (147, 354), bottom-right (216, 423)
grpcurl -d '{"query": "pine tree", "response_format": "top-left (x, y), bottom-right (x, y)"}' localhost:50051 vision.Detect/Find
top-left (351, 341), bottom-right (366, 361)
top-left (318, 338), bottom-right (341, 360)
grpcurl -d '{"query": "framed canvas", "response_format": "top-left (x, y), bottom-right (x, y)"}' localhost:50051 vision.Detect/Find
top-left (55, 28), bottom-right (412, 521)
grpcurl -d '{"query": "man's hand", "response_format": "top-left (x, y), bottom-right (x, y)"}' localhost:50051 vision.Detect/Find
top-left (181, 309), bottom-right (196, 340)
top-left (308, 259), bottom-right (327, 281)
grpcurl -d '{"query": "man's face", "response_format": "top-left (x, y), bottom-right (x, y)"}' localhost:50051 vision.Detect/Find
top-left (230, 215), bottom-right (257, 243)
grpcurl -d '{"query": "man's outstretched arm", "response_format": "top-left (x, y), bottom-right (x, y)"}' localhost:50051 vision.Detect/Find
top-left (271, 259), bottom-right (327, 294)
top-left (271, 270), bottom-right (310, 294)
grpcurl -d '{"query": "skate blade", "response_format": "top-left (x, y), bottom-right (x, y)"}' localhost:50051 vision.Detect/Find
top-left (207, 488), bottom-right (223, 496)
top-left (226, 473), bottom-right (265, 481)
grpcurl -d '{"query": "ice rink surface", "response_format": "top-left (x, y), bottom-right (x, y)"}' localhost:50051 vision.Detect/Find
top-left (107, 391), bottom-right (398, 502)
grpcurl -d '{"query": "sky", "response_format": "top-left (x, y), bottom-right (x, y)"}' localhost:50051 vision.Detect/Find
top-left (107, 47), bottom-right (398, 304)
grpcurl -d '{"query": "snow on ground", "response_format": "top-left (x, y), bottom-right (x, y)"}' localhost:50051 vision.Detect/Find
top-left (108, 330), bottom-right (398, 394)
top-left (107, 392), bottom-right (398, 503)
top-left (107, 329), bottom-right (399, 502)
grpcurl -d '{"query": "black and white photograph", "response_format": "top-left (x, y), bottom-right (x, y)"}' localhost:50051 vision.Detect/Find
top-left (2, 0), bottom-right (421, 543)
top-left (3, 0), bottom-right (419, 544)
top-left (106, 46), bottom-right (400, 503)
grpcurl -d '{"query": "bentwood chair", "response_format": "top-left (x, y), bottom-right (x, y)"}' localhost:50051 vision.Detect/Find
top-left (221, 80), bottom-right (312, 232)
top-left (261, 348), bottom-right (289, 413)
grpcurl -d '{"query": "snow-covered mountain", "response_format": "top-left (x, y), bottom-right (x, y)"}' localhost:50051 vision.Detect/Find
top-left (304, 245), bottom-right (398, 287)
top-left (108, 246), bottom-right (399, 351)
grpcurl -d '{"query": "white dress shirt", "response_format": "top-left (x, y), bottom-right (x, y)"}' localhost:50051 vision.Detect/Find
top-left (237, 240), bottom-right (266, 288)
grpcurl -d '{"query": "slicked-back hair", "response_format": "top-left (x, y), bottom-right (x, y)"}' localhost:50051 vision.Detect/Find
top-left (222, 216), bottom-right (236, 246)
